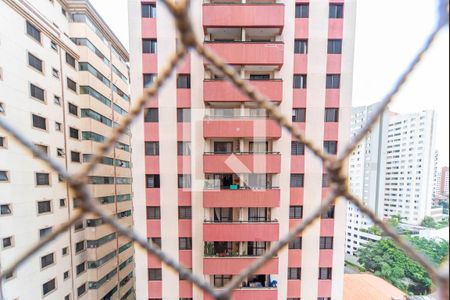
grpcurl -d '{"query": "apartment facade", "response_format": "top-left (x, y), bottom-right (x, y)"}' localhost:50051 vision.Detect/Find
top-left (346, 107), bottom-right (437, 255)
top-left (439, 167), bottom-right (449, 197)
top-left (130, 1), bottom-right (356, 299)
top-left (0, 0), bottom-right (134, 299)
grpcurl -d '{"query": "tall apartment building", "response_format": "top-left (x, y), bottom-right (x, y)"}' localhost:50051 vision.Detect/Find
top-left (346, 107), bottom-right (437, 255)
top-left (439, 167), bottom-right (449, 196)
top-left (129, 1), bottom-right (356, 299)
top-left (0, 0), bottom-right (134, 299)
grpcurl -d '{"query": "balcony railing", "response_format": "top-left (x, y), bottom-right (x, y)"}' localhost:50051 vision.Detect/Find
top-left (204, 220), bottom-right (278, 224)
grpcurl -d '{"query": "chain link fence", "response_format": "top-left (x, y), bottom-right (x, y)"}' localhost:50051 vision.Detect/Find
top-left (0, 0), bottom-right (449, 299)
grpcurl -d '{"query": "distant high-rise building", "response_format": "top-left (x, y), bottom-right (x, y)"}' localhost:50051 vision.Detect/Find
top-left (346, 107), bottom-right (436, 255)
top-left (440, 167), bottom-right (450, 196)
top-left (0, 0), bottom-right (134, 299)
top-left (129, 0), bottom-right (357, 299)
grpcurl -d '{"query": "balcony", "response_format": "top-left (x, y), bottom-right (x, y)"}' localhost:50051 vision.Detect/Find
top-left (204, 257), bottom-right (278, 275)
top-left (204, 152), bottom-right (281, 174)
top-left (203, 2), bottom-right (284, 30)
top-left (231, 288), bottom-right (278, 300)
top-left (204, 79), bottom-right (283, 103)
top-left (204, 42), bottom-right (284, 66)
top-left (204, 222), bottom-right (279, 241)
top-left (204, 118), bottom-right (282, 139)
top-left (204, 188), bottom-right (280, 208)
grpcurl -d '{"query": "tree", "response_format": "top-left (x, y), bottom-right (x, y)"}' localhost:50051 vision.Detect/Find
top-left (421, 216), bottom-right (438, 229)
top-left (356, 237), bottom-right (449, 295)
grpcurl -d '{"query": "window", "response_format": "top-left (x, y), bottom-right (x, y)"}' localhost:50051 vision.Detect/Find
top-left (68, 103), bottom-right (78, 116)
top-left (330, 3), bottom-right (344, 19)
top-left (26, 21), bottom-right (41, 43)
top-left (62, 247), bottom-right (69, 256)
top-left (320, 237), bottom-right (334, 249)
top-left (144, 108), bottom-right (159, 122)
top-left (177, 75), bottom-right (191, 89)
top-left (145, 142), bottom-right (159, 156)
top-left (2, 236), bottom-right (13, 248)
top-left (150, 238), bottom-right (162, 248)
top-left (324, 141), bottom-right (338, 155)
top-left (67, 77), bottom-right (77, 92)
top-left (291, 141), bottom-right (305, 155)
top-left (293, 75), bottom-right (307, 89)
top-left (179, 238), bottom-right (192, 250)
top-left (143, 73), bottom-right (155, 88)
top-left (38, 200), bottom-right (52, 214)
top-left (177, 108), bottom-right (191, 123)
top-left (63, 271), bottom-right (70, 280)
top-left (178, 174), bottom-right (192, 188)
top-left (66, 52), bottom-right (76, 68)
top-left (292, 108), bottom-right (306, 122)
top-left (142, 3), bottom-right (157, 18)
top-left (0, 171), bottom-right (9, 182)
top-left (54, 95), bottom-right (61, 105)
top-left (60, 198), bottom-right (67, 207)
top-left (146, 174), bottom-right (160, 188)
top-left (36, 173), bottom-right (50, 186)
top-left (56, 148), bottom-right (65, 157)
top-left (291, 174), bottom-right (304, 188)
top-left (328, 39), bottom-right (343, 54)
top-left (179, 206), bottom-right (192, 220)
top-left (41, 253), bottom-right (54, 268)
top-left (147, 207), bottom-right (161, 220)
top-left (213, 275), bottom-right (232, 288)
top-left (322, 206), bottom-right (335, 219)
top-left (322, 174), bottom-right (330, 187)
top-left (51, 41), bottom-right (58, 51)
top-left (0, 102), bottom-right (4, 114)
top-left (69, 127), bottom-right (79, 139)
top-left (0, 204), bottom-right (12, 215)
top-left (0, 136), bottom-right (5, 148)
top-left (148, 269), bottom-right (162, 281)
top-left (143, 39), bottom-right (157, 53)
top-left (294, 40), bottom-right (308, 54)
top-left (30, 83), bottom-right (45, 101)
top-left (42, 278), bottom-right (56, 296)
top-left (289, 237), bottom-right (302, 250)
top-left (52, 68), bottom-right (59, 78)
top-left (32, 114), bottom-right (47, 130)
top-left (178, 142), bottom-right (191, 156)
top-left (76, 262), bottom-right (86, 275)
top-left (295, 4), bottom-right (309, 18)
top-left (325, 108), bottom-right (339, 122)
top-left (290, 206), bottom-right (303, 219)
top-left (75, 241), bottom-right (86, 253)
top-left (71, 151), bottom-right (81, 163)
top-left (288, 268), bottom-right (302, 280)
top-left (39, 227), bottom-right (52, 238)
top-left (77, 284), bottom-right (86, 297)
top-left (319, 268), bottom-right (333, 280)
top-left (28, 53), bottom-right (43, 72)
top-left (326, 74), bottom-right (341, 89)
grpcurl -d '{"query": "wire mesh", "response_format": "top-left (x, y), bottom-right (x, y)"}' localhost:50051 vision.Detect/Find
top-left (0, 0), bottom-right (449, 299)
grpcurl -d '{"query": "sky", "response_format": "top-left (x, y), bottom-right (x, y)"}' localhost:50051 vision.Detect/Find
top-left (90, 0), bottom-right (449, 166)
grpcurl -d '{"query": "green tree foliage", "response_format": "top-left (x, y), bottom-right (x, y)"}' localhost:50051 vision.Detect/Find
top-left (421, 216), bottom-right (438, 228)
top-left (357, 237), bottom-right (449, 295)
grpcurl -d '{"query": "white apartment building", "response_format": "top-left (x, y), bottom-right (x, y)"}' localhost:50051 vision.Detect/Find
top-left (346, 105), bottom-right (436, 256)
top-left (0, 0), bottom-right (134, 299)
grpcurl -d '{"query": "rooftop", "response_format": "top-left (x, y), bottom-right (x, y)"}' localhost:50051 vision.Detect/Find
top-left (344, 274), bottom-right (406, 300)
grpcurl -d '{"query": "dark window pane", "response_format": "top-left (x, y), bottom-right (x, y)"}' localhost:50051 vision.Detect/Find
top-left (30, 84), bottom-right (45, 101)
top-left (295, 4), bottom-right (309, 18)
top-left (330, 4), bottom-right (344, 19)
top-left (322, 174), bottom-right (330, 187)
top-left (42, 279), bottom-right (56, 295)
top-left (319, 268), bottom-right (333, 280)
top-left (325, 108), bottom-right (339, 122)
top-left (289, 206), bottom-right (303, 219)
top-left (148, 269), bottom-right (162, 281)
top-left (146, 174), bottom-right (160, 188)
top-left (68, 103), bottom-right (78, 116)
top-left (292, 108), bottom-right (306, 122)
top-left (320, 237), bottom-right (334, 249)
top-left (178, 142), bottom-right (191, 156)
top-left (41, 253), bottom-right (54, 268)
top-left (146, 207), bottom-right (161, 219)
top-left (143, 39), bottom-right (157, 53)
top-left (293, 75), bottom-right (307, 89)
top-left (326, 74), bottom-right (341, 89)
top-left (67, 77), bottom-right (77, 92)
top-left (178, 174), bottom-right (192, 188)
top-left (142, 4), bottom-right (157, 18)
top-left (288, 268), bottom-right (302, 280)
top-left (27, 21), bottom-right (41, 42)
top-left (145, 142), bottom-right (159, 156)
top-left (69, 127), bottom-right (79, 139)
top-left (177, 108), bottom-right (191, 123)
top-left (144, 108), bottom-right (159, 122)
top-left (144, 73), bottom-right (155, 88)
top-left (177, 75), bottom-right (191, 89)
top-left (294, 40), bottom-right (308, 54)
top-left (71, 151), bottom-right (81, 163)
top-left (36, 173), bottom-right (50, 186)
top-left (28, 53), bottom-right (43, 72)
top-left (291, 141), bottom-right (305, 155)
top-left (32, 114), bottom-right (47, 130)
top-left (66, 52), bottom-right (76, 68)
top-left (38, 200), bottom-right (51, 213)
top-left (289, 237), bottom-right (303, 250)
top-left (324, 141), bottom-right (338, 155)
top-left (290, 174), bottom-right (304, 188)
top-left (179, 206), bottom-right (192, 220)
top-left (328, 39), bottom-right (343, 54)
top-left (179, 238), bottom-right (192, 250)
top-left (322, 206), bottom-right (335, 219)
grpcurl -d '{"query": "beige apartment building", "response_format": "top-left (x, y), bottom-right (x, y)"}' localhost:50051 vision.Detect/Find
top-left (0, 0), bottom-right (134, 299)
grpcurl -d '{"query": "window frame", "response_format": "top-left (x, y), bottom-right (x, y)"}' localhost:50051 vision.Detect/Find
top-left (40, 252), bottom-right (55, 269)
top-left (288, 268), bottom-right (302, 280)
top-left (26, 21), bottom-right (42, 44)
top-left (28, 52), bottom-right (44, 73)
top-left (30, 83), bottom-right (46, 102)
top-left (293, 74), bottom-right (307, 89)
top-left (42, 278), bottom-right (56, 297)
top-left (294, 39), bottom-right (308, 54)
top-left (295, 4), bottom-right (310, 18)
top-left (37, 200), bottom-right (52, 215)
top-left (179, 237), bottom-right (192, 250)
top-left (148, 268), bottom-right (163, 281)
